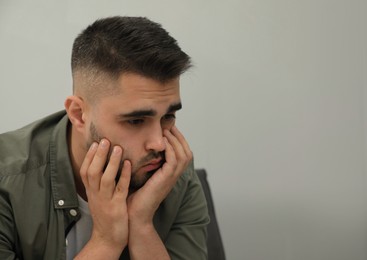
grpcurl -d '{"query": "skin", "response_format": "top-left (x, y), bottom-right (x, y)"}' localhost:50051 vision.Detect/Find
top-left (64, 73), bottom-right (193, 259)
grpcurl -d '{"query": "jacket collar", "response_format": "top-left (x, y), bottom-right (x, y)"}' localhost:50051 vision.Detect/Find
top-left (49, 111), bottom-right (79, 209)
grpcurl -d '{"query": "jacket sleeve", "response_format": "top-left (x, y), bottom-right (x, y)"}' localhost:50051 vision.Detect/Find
top-left (0, 188), bottom-right (19, 260)
top-left (164, 166), bottom-right (210, 260)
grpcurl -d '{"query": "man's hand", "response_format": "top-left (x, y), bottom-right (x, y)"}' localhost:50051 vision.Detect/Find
top-left (127, 125), bottom-right (193, 223)
top-left (75, 126), bottom-right (192, 259)
top-left (75, 139), bottom-right (131, 259)
top-left (127, 125), bottom-right (193, 259)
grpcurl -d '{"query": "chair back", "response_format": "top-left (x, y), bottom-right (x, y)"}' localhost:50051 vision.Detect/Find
top-left (196, 169), bottom-right (226, 260)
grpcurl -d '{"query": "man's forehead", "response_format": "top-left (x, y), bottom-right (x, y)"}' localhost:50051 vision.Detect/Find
top-left (117, 73), bottom-right (180, 93)
top-left (94, 73), bottom-right (181, 114)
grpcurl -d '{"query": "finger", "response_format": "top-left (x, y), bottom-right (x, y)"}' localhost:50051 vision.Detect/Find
top-left (88, 139), bottom-right (110, 191)
top-left (100, 145), bottom-right (123, 198)
top-left (80, 142), bottom-right (98, 189)
top-left (170, 125), bottom-right (192, 160)
top-left (161, 137), bottom-right (177, 175)
top-left (164, 129), bottom-right (187, 163)
top-left (114, 160), bottom-right (131, 199)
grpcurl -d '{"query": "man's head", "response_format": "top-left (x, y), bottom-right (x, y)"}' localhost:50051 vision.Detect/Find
top-left (65, 16), bottom-right (191, 190)
top-left (71, 16), bottom-right (191, 103)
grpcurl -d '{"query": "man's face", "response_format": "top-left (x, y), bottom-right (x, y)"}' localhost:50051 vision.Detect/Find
top-left (84, 73), bottom-right (181, 190)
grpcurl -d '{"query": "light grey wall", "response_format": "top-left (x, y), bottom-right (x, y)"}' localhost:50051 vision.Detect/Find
top-left (1, 1), bottom-right (367, 259)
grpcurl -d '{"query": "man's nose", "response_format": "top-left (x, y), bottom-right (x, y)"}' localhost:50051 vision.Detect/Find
top-left (145, 124), bottom-right (166, 152)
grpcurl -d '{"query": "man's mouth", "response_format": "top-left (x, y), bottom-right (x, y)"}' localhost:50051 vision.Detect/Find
top-left (128, 155), bottom-right (166, 192)
top-left (142, 158), bottom-right (164, 172)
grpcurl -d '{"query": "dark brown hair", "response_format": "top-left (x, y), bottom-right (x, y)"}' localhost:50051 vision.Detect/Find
top-left (72, 16), bottom-right (191, 83)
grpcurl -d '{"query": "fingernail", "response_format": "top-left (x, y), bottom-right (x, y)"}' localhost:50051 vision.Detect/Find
top-left (101, 139), bottom-right (108, 148)
top-left (113, 146), bottom-right (121, 154)
top-left (90, 142), bottom-right (98, 150)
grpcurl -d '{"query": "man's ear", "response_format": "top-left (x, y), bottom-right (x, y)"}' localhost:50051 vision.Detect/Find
top-left (64, 96), bottom-right (87, 133)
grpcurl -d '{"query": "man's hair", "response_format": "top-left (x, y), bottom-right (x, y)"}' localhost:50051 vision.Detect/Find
top-left (71, 16), bottom-right (191, 101)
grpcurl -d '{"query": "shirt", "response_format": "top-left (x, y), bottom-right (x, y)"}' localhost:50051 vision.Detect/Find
top-left (65, 195), bottom-right (93, 259)
top-left (0, 111), bottom-right (209, 260)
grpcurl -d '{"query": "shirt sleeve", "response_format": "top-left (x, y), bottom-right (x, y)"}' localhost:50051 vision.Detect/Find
top-left (164, 165), bottom-right (210, 260)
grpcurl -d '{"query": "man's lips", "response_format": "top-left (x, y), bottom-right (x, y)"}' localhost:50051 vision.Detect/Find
top-left (141, 159), bottom-right (163, 172)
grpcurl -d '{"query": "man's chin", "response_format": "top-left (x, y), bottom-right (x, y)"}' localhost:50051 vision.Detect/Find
top-left (128, 169), bottom-right (156, 192)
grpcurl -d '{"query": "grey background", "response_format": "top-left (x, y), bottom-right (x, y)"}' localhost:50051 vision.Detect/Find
top-left (1, 1), bottom-right (367, 259)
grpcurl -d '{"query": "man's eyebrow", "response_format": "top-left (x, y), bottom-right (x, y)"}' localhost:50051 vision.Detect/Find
top-left (119, 109), bottom-right (156, 118)
top-left (117, 102), bottom-right (182, 119)
top-left (167, 102), bottom-right (182, 113)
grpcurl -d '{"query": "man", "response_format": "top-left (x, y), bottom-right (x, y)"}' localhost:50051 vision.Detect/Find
top-left (0, 16), bottom-right (209, 259)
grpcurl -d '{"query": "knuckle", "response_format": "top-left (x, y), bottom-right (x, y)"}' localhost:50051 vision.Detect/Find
top-left (80, 168), bottom-right (87, 177)
top-left (171, 157), bottom-right (178, 167)
top-left (88, 169), bottom-right (101, 179)
top-left (115, 185), bottom-right (123, 193)
top-left (187, 150), bottom-right (193, 161)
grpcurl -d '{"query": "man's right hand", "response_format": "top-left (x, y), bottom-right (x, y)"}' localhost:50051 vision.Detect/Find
top-left (75, 139), bottom-right (131, 259)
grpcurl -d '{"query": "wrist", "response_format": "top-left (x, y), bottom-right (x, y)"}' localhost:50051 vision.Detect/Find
top-left (128, 206), bottom-right (155, 227)
top-left (75, 236), bottom-right (126, 260)
top-left (90, 233), bottom-right (127, 255)
top-left (129, 218), bottom-right (155, 235)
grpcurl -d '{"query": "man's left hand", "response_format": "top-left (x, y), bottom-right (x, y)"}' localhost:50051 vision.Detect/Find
top-left (127, 125), bottom-right (193, 224)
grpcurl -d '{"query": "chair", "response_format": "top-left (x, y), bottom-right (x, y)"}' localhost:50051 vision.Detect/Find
top-left (196, 169), bottom-right (226, 260)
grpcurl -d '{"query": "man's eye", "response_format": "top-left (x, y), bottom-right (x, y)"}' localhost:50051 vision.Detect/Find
top-left (127, 119), bottom-right (144, 125)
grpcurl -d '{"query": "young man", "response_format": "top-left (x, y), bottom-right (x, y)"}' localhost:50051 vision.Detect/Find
top-left (0, 16), bottom-right (209, 259)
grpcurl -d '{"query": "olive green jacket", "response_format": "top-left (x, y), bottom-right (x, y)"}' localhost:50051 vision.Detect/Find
top-left (0, 111), bottom-right (209, 260)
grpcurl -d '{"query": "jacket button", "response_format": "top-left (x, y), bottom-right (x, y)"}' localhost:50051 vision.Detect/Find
top-left (58, 200), bottom-right (65, 206)
top-left (70, 209), bottom-right (78, 217)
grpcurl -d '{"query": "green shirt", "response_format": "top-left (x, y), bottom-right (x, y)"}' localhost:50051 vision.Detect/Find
top-left (0, 111), bottom-right (209, 260)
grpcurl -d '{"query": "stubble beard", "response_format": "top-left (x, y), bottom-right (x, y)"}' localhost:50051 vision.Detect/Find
top-left (88, 122), bottom-right (164, 191)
